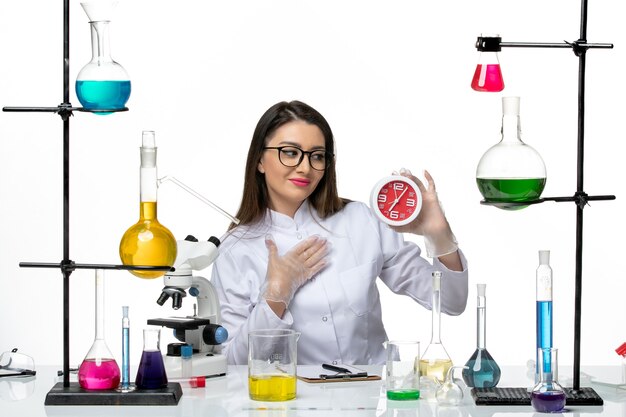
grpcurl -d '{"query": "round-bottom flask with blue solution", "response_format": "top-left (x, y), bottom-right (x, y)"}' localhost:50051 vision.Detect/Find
top-left (76, 1), bottom-right (131, 114)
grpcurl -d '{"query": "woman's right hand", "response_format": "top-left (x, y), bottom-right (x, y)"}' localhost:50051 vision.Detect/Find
top-left (262, 234), bottom-right (329, 308)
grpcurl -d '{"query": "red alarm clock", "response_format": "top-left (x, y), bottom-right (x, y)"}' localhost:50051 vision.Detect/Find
top-left (370, 175), bottom-right (422, 226)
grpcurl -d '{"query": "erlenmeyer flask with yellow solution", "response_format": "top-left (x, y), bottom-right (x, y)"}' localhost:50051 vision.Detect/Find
top-left (119, 131), bottom-right (177, 278)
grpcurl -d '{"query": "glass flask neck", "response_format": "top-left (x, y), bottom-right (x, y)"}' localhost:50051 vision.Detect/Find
top-left (94, 269), bottom-right (106, 340)
top-left (89, 21), bottom-right (113, 64)
top-left (143, 328), bottom-right (161, 352)
top-left (538, 348), bottom-right (558, 380)
top-left (139, 140), bottom-right (158, 215)
top-left (501, 112), bottom-right (522, 144)
top-left (139, 201), bottom-right (158, 220)
top-left (476, 291), bottom-right (486, 349)
top-left (431, 281), bottom-right (442, 343)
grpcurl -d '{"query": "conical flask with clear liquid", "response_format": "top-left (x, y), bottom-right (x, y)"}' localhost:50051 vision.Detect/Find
top-left (78, 269), bottom-right (121, 390)
top-left (462, 284), bottom-right (501, 387)
top-left (476, 96), bottom-right (547, 210)
top-left (76, 1), bottom-right (131, 114)
top-left (419, 271), bottom-right (453, 383)
top-left (119, 131), bottom-right (177, 278)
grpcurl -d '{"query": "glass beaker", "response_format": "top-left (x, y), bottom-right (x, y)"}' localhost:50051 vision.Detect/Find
top-left (119, 131), bottom-right (177, 279)
top-left (135, 328), bottom-right (168, 390)
top-left (76, 1), bottom-right (131, 113)
top-left (248, 329), bottom-right (300, 401)
top-left (531, 348), bottom-right (566, 413)
top-left (476, 96), bottom-right (547, 210)
top-left (462, 284), bottom-right (501, 388)
top-left (420, 272), bottom-right (453, 384)
top-left (385, 341), bottom-right (420, 400)
top-left (471, 35), bottom-right (504, 92)
top-left (78, 269), bottom-right (121, 390)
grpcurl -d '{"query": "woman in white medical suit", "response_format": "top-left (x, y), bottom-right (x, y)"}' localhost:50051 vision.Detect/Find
top-left (211, 100), bottom-right (468, 365)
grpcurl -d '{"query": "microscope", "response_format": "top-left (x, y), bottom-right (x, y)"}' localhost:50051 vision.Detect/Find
top-left (148, 235), bottom-right (228, 378)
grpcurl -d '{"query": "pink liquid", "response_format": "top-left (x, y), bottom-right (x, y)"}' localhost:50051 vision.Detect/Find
top-left (471, 64), bottom-right (504, 92)
top-left (78, 358), bottom-right (121, 390)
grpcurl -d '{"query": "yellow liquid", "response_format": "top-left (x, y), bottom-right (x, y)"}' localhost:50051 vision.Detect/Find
top-left (119, 202), bottom-right (177, 279)
top-left (419, 358), bottom-right (453, 383)
top-left (248, 374), bottom-right (296, 401)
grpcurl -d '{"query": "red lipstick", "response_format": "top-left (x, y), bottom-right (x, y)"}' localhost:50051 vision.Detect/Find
top-left (289, 178), bottom-right (311, 187)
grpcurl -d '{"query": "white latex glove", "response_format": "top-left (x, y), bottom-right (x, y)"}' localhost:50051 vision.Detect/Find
top-left (261, 234), bottom-right (329, 306)
top-left (391, 168), bottom-right (458, 258)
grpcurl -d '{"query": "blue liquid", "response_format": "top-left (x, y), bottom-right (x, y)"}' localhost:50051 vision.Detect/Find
top-left (121, 327), bottom-right (130, 388)
top-left (75, 80), bottom-right (131, 114)
top-left (531, 391), bottom-right (566, 413)
top-left (537, 301), bottom-right (553, 373)
top-left (462, 348), bottom-right (501, 388)
top-left (135, 350), bottom-right (168, 389)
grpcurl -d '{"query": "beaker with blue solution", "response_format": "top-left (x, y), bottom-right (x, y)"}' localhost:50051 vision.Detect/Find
top-left (76, 1), bottom-right (131, 114)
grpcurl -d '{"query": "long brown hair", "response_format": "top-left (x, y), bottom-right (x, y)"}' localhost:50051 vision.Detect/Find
top-left (229, 100), bottom-right (347, 230)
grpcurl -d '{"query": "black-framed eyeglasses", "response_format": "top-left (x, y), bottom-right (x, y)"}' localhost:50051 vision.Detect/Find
top-left (263, 146), bottom-right (333, 171)
top-left (0, 348), bottom-right (36, 378)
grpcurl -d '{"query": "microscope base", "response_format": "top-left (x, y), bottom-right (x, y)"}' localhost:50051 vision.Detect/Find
top-left (164, 353), bottom-right (227, 378)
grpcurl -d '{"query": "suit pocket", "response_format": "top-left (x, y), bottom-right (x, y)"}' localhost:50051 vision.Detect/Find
top-left (338, 261), bottom-right (377, 317)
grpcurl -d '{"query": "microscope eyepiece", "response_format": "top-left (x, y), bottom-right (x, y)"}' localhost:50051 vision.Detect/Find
top-left (156, 291), bottom-right (170, 306)
top-left (172, 292), bottom-right (183, 310)
top-left (157, 287), bottom-right (187, 309)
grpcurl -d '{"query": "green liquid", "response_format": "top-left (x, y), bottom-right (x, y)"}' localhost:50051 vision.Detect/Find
top-left (387, 389), bottom-right (420, 400)
top-left (476, 177), bottom-right (546, 210)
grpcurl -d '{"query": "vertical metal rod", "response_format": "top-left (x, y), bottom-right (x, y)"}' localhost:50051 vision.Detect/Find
top-left (572, 0), bottom-right (589, 392)
top-left (580, 0), bottom-right (589, 41)
top-left (62, 0), bottom-right (71, 388)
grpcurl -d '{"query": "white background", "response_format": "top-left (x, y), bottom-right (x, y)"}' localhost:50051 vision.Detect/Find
top-left (0, 0), bottom-right (624, 370)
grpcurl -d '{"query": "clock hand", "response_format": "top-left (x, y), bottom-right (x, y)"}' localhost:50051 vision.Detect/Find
top-left (389, 187), bottom-right (409, 212)
top-left (396, 187), bottom-right (409, 202)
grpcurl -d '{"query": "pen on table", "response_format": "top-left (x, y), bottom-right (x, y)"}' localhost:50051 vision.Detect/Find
top-left (322, 363), bottom-right (353, 374)
top-left (319, 372), bottom-right (369, 380)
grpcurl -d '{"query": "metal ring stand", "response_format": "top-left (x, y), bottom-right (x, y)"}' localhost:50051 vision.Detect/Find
top-left (2, 0), bottom-right (179, 406)
top-left (473, 0), bottom-right (615, 406)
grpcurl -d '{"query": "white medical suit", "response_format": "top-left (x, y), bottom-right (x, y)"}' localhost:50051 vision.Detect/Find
top-left (211, 200), bottom-right (468, 365)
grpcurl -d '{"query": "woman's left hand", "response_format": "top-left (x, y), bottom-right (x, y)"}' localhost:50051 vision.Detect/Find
top-left (390, 168), bottom-right (458, 258)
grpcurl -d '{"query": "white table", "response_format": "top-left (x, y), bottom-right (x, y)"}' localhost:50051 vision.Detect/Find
top-left (1, 365), bottom-right (625, 416)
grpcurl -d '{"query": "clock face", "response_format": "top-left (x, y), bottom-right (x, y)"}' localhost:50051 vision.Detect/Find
top-left (370, 176), bottom-right (422, 226)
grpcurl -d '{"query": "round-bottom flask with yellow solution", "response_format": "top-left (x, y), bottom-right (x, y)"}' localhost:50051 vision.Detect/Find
top-left (119, 131), bottom-right (177, 278)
